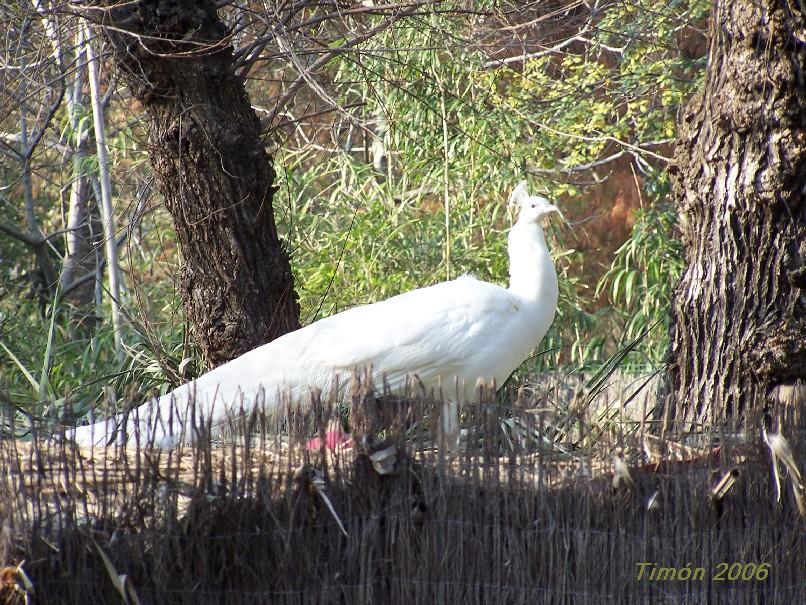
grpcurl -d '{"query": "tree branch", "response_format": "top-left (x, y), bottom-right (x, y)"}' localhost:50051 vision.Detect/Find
top-left (0, 222), bottom-right (44, 248)
top-left (481, 32), bottom-right (590, 69)
top-left (263, 6), bottom-right (422, 131)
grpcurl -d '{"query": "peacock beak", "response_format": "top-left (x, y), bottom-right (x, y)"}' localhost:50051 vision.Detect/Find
top-left (541, 204), bottom-right (567, 225)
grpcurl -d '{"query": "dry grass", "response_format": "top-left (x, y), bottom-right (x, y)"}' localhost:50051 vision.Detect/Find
top-left (1, 377), bottom-right (804, 604)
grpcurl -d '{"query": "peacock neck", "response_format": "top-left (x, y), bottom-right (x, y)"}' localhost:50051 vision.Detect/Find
top-left (507, 220), bottom-right (559, 304)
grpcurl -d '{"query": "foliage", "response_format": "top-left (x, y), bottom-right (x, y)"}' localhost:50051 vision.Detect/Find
top-left (597, 200), bottom-right (684, 363)
top-left (1, 276), bottom-right (195, 434)
top-left (275, 0), bottom-right (706, 370)
top-left (1, 1), bottom-right (707, 421)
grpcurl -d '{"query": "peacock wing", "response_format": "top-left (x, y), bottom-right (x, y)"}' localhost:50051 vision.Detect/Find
top-left (299, 276), bottom-right (520, 391)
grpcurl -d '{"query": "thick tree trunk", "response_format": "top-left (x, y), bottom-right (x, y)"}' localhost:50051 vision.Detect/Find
top-left (96, 0), bottom-right (300, 366)
top-left (668, 0), bottom-right (806, 427)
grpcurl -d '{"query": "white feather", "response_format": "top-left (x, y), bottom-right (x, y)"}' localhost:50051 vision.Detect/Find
top-left (73, 182), bottom-right (560, 448)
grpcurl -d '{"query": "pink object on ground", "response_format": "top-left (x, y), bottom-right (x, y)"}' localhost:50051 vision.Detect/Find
top-left (306, 429), bottom-right (351, 451)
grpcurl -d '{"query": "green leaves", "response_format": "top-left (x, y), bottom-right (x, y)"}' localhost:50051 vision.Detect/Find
top-left (2, 1), bottom-right (709, 422)
top-left (1, 341), bottom-right (41, 395)
top-left (275, 1), bottom-right (705, 371)
top-left (597, 201), bottom-right (684, 363)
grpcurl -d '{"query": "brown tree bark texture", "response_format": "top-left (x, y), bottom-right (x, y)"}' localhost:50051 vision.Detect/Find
top-left (670, 0), bottom-right (806, 427)
top-left (100, 0), bottom-right (300, 366)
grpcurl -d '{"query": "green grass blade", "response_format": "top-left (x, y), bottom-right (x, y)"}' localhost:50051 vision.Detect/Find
top-left (40, 287), bottom-right (60, 401)
top-left (584, 318), bottom-right (662, 401)
top-left (0, 341), bottom-right (41, 394)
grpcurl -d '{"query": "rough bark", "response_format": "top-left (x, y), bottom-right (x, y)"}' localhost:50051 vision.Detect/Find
top-left (669, 0), bottom-right (806, 427)
top-left (95, 0), bottom-right (300, 366)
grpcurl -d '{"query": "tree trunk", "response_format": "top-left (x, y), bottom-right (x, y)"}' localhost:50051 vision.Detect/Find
top-left (95, 0), bottom-right (300, 366)
top-left (668, 0), bottom-right (806, 428)
top-left (60, 174), bottom-right (97, 308)
top-left (85, 23), bottom-right (125, 356)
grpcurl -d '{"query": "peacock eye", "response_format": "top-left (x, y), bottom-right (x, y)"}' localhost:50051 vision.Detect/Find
top-left (530, 204), bottom-right (536, 208)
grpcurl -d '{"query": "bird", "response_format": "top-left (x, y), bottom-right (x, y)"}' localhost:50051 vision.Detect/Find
top-left (71, 181), bottom-right (561, 449)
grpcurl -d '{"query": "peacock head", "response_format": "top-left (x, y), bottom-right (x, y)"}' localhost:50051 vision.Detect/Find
top-left (508, 181), bottom-right (562, 225)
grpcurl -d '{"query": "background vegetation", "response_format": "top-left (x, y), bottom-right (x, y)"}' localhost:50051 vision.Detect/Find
top-left (0, 0), bottom-right (706, 425)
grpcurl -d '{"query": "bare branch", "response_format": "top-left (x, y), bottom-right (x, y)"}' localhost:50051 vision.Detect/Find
top-left (262, 5), bottom-right (424, 131)
top-left (481, 33), bottom-right (589, 69)
top-left (84, 22), bottom-right (124, 353)
top-left (0, 222), bottom-right (44, 248)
